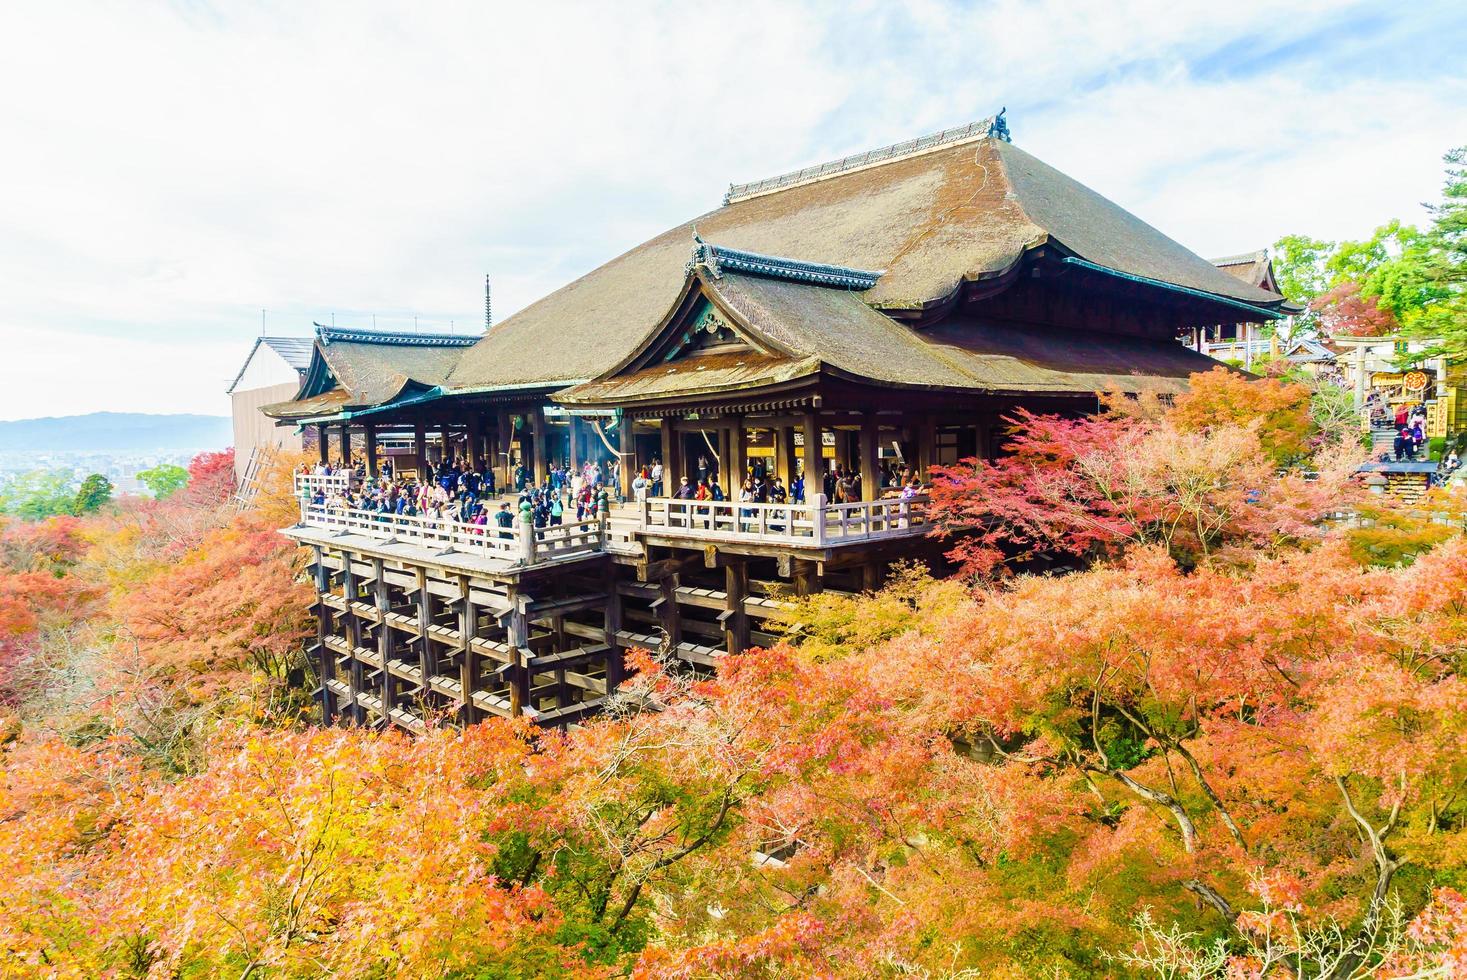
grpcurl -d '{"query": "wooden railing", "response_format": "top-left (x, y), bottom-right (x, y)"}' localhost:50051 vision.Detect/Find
top-left (294, 478), bottom-right (929, 558)
top-left (295, 470), bottom-right (353, 501)
top-left (639, 493), bottom-right (928, 546)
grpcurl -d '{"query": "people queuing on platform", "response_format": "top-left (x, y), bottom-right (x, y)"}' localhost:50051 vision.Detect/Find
top-left (301, 444), bottom-right (932, 531)
top-left (300, 453), bottom-right (619, 531)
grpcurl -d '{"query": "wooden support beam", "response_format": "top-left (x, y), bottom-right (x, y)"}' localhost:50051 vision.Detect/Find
top-left (416, 567), bottom-right (435, 690)
top-left (317, 424), bottom-right (330, 466)
top-left (373, 558), bottom-right (392, 720)
top-left (656, 574), bottom-right (682, 650)
top-left (458, 575), bottom-right (478, 724)
top-left (504, 587), bottom-right (530, 717)
top-left (604, 563), bottom-right (622, 692)
top-left (312, 547), bottom-right (336, 722)
top-left (338, 422), bottom-right (352, 467)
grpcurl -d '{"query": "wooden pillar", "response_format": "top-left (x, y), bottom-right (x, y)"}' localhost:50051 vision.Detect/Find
top-left (859, 413), bottom-right (880, 501)
top-left (728, 415), bottom-right (747, 495)
top-left (862, 560), bottom-right (883, 593)
top-left (342, 556), bottom-right (365, 725)
top-left (618, 417), bottom-right (635, 499)
top-left (495, 411), bottom-right (513, 490)
top-left (775, 425), bottom-right (795, 485)
top-left (723, 559), bottom-right (750, 656)
top-left (916, 415), bottom-right (936, 481)
top-left (833, 426), bottom-right (852, 473)
top-left (660, 419), bottom-right (677, 494)
top-left (468, 414), bottom-right (484, 471)
top-left (413, 420), bottom-right (427, 479)
top-left (604, 565), bottom-right (624, 692)
top-left (668, 416), bottom-right (683, 489)
top-left (416, 567), bottom-right (436, 694)
top-left (716, 426), bottom-right (730, 491)
top-left (656, 575), bottom-right (681, 651)
top-left (801, 412), bottom-right (823, 501)
top-left (505, 596), bottom-right (530, 718)
top-left (792, 558), bottom-right (820, 598)
top-left (567, 415), bottom-right (581, 474)
top-left (439, 424), bottom-right (452, 466)
top-left (317, 425), bottom-right (330, 465)
top-left (530, 407), bottom-right (548, 486)
top-left (364, 424), bottom-right (379, 479)
top-left (338, 422), bottom-right (352, 467)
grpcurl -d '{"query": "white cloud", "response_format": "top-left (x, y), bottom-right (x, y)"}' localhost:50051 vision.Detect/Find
top-left (0, 0), bottom-right (1461, 419)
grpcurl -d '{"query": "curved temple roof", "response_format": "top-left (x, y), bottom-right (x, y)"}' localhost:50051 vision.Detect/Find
top-left (560, 268), bottom-right (1222, 407)
top-left (446, 126), bottom-right (1286, 394)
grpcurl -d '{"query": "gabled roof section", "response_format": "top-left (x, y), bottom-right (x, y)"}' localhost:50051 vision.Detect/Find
top-left (1211, 249), bottom-right (1280, 293)
top-left (276, 325), bottom-right (478, 418)
top-left (227, 335), bottom-right (313, 393)
top-left (448, 112), bottom-right (1288, 395)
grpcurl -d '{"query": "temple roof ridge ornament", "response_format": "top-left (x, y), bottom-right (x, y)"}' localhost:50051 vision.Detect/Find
top-left (313, 324), bottom-right (480, 348)
top-left (723, 108), bottom-right (1009, 205)
top-left (1209, 249), bottom-right (1269, 267)
top-left (686, 234), bottom-right (882, 290)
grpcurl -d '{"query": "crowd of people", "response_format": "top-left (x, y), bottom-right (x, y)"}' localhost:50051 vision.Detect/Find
top-left (300, 454), bottom-right (620, 532)
top-left (301, 449), bottom-right (932, 531)
top-left (1386, 402), bottom-right (1430, 462)
top-left (630, 456), bottom-right (925, 506)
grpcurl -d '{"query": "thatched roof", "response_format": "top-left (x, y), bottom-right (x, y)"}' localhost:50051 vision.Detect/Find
top-left (450, 129), bottom-right (1285, 393)
top-left (262, 326), bottom-right (478, 420)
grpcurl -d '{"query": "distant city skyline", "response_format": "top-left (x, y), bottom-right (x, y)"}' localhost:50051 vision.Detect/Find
top-left (1, 0), bottom-right (1464, 420)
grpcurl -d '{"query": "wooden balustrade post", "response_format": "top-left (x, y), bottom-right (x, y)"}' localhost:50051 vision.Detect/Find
top-left (517, 507), bottom-right (536, 565)
top-left (811, 492), bottom-right (828, 547)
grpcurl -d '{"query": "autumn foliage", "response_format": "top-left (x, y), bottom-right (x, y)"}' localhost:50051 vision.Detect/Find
top-left (0, 380), bottom-right (1464, 978)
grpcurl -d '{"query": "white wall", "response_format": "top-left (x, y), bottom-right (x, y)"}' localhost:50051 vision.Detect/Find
top-left (231, 381), bottom-right (304, 481)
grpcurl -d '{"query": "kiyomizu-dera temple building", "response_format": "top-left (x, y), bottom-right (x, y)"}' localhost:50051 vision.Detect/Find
top-left (267, 112), bottom-right (1292, 731)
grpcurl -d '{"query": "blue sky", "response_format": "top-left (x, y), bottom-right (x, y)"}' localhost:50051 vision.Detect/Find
top-left (0, 0), bottom-right (1463, 419)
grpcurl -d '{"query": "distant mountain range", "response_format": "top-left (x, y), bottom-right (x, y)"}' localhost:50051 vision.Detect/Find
top-left (0, 412), bottom-right (232, 452)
